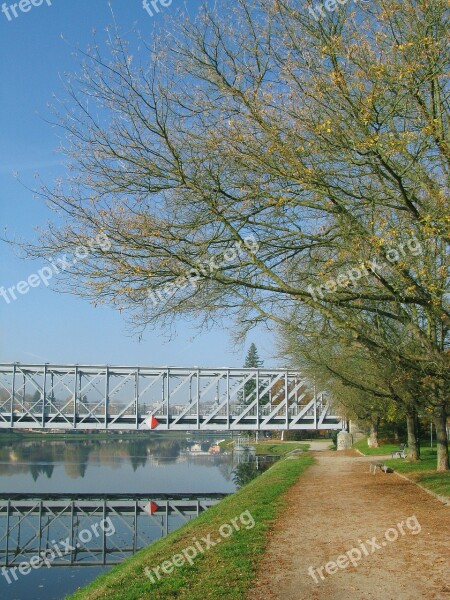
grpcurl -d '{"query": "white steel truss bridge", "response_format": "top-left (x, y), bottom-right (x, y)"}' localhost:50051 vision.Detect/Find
top-left (0, 494), bottom-right (224, 567)
top-left (0, 363), bottom-right (343, 431)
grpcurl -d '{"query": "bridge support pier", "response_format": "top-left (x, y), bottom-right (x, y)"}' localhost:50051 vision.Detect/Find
top-left (337, 431), bottom-right (353, 450)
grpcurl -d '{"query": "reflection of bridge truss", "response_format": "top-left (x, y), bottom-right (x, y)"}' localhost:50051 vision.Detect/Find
top-left (0, 364), bottom-right (343, 431)
top-left (0, 495), bottom-right (223, 567)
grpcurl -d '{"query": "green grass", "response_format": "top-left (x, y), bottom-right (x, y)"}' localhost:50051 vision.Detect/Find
top-left (353, 440), bottom-right (450, 497)
top-left (67, 453), bottom-right (314, 600)
top-left (254, 441), bottom-right (309, 456)
top-left (217, 439), bottom-right (234, 450)
top-left (384, 447), bottom-right (450, 497)
top-left (408, 472), bottom-right (450, 497)
top-left (352, 439), bottom-right (401, 456)
top-left (384, 447), bottom-right (438, 472)
top-left (217, 439), bottom-right (310, 455)
top-left (354, 439), bottom-right (450, 499)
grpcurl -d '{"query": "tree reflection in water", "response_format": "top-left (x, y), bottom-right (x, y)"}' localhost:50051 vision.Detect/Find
top-left (0, 436), bottom-right (234, 480)
top-left (232, 462), bottom-right (259, 488)
top-left (232, 453), bottom-right (277, 489)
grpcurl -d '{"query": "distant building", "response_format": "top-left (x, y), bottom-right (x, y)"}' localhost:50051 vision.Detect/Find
top-left (189, 443), bottom-right (202, 452)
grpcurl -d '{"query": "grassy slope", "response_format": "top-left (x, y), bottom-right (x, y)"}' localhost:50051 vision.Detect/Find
top-left (217, 439), bottom-right (234, 450)
top-left (254, 441), bottom-right (309, 455)
top-left (384, 449), bottom-right (450, 497)
top-left (217, 440), bottom-right (310, 455)
top-left (67, 450), bottom-right (314, 600)
top-left (354, 439), bottom-right (450, 497)
top-left (403, 472), bottom-right (450, 497)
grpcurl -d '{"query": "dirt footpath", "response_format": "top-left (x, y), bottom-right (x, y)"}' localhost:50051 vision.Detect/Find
top-left (247, 451), bottom-right (450, 600)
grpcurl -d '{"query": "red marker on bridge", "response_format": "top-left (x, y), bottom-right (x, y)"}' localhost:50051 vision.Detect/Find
top-left (144, 501), bottom-right (159, 515)
top-left (145, 416), bottom-right (159, 429)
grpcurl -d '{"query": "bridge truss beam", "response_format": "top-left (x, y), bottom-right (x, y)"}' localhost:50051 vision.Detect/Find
top-left (0, 364), bottom-right (343, 431)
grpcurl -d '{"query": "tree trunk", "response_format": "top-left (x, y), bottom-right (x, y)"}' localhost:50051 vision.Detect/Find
top-left (433, 405), bottom-right (449, 472)
top-left (406, 409), bottom-right (420, 461)
top-left (367, 416), bottom-right (379, 448)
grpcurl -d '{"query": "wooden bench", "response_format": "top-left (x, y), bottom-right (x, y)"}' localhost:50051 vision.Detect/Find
top-left (391, 443), bottom-right (407, 459)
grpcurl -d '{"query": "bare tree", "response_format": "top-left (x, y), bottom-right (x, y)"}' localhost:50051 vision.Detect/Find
top-left (19, 0), bottom-right (449, 468)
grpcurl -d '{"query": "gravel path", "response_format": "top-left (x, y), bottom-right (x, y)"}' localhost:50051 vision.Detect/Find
top-left (247, 451), bottom-right (449, 600)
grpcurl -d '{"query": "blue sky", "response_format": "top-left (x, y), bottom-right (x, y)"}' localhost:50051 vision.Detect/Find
top-left (0, 0), bottom-right (276, 368)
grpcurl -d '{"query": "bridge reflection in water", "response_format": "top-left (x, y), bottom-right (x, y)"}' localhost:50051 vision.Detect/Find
top-left (0, 494), bottom-right (225, 567)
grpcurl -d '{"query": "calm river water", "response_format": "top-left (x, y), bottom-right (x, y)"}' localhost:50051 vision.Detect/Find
top-left (0, 434), bottom-right (238, 600)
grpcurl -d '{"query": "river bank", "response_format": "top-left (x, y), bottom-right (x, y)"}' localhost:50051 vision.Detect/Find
top-left (67, 443), bottom-right (313, 600)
